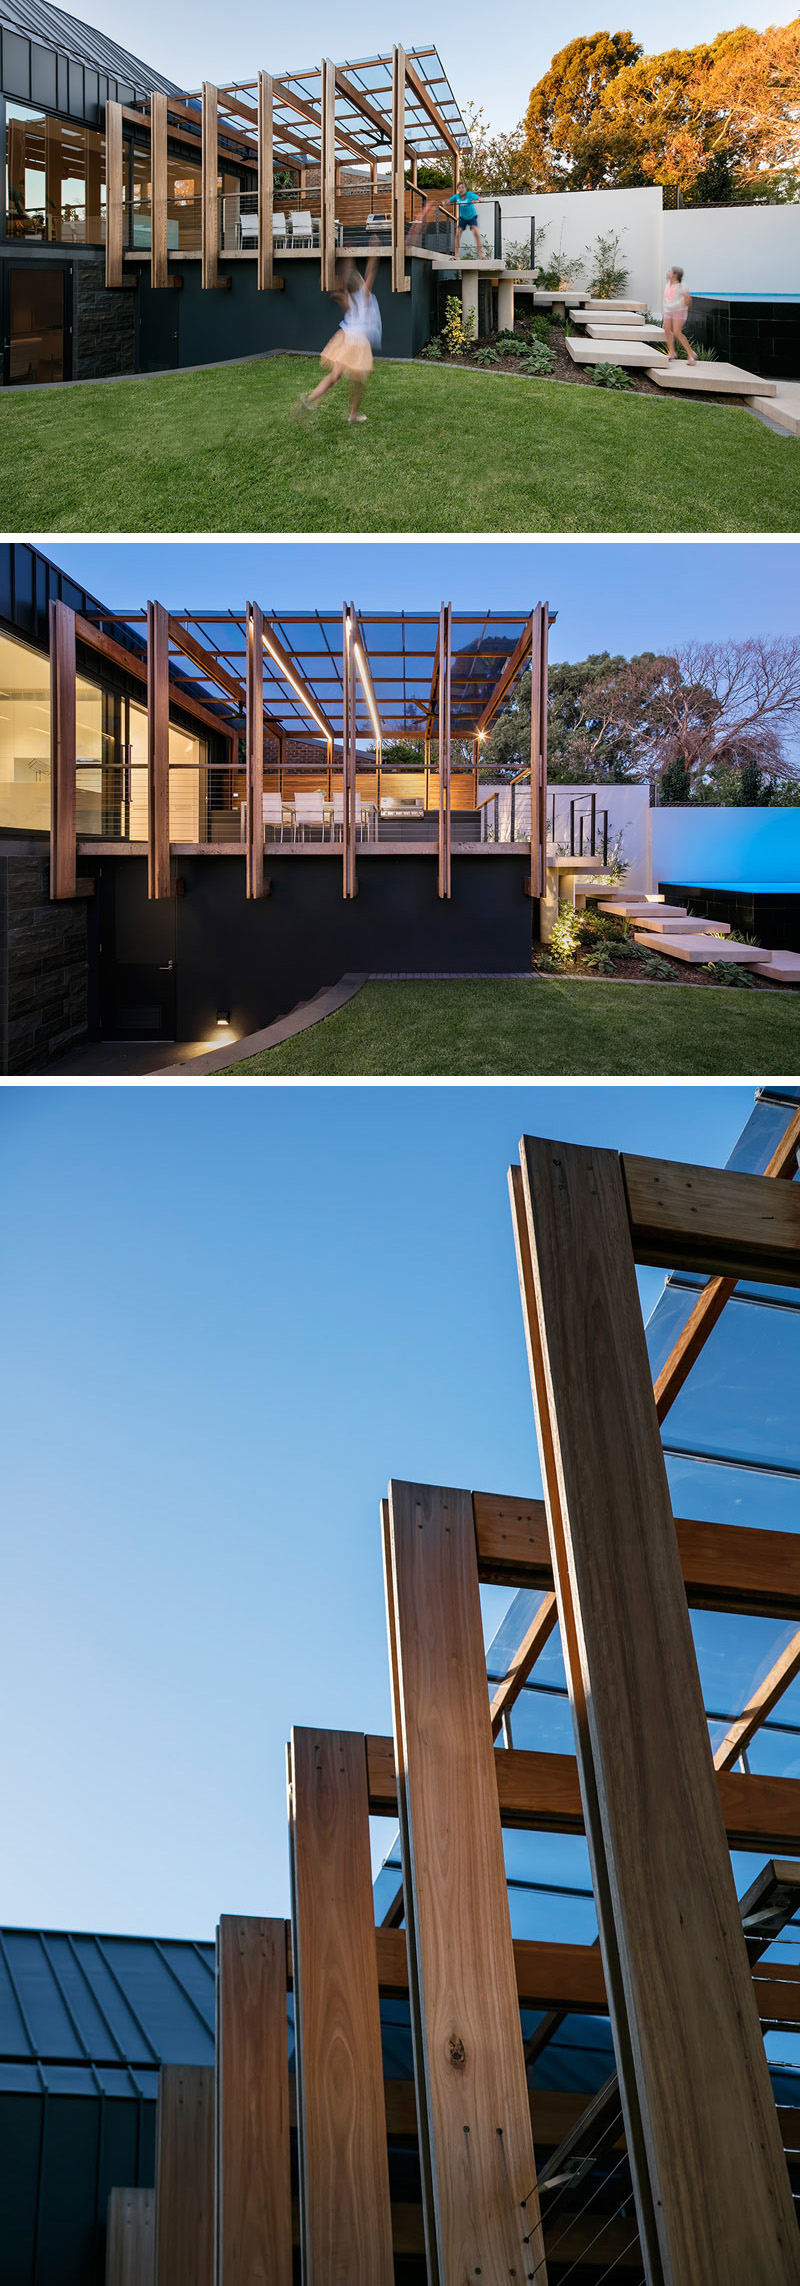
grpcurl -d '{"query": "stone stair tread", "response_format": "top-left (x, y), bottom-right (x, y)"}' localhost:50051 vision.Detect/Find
top-left (632, 931), bottom-right (773, 965)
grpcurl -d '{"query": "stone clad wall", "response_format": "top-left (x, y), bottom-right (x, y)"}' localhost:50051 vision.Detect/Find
top-left (0, 846), bottom-right (88, 1073)
top-left (74, 252), bottom-right (137, 380)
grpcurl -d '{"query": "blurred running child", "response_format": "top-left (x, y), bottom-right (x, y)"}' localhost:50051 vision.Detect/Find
top-left (295, 245), bottom-right (382, 425)
top-left (663, 267), bottom-right (697, 364)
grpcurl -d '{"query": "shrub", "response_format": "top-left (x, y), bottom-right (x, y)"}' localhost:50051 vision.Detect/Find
top-left (420, 336), bottom-right (443, 360)
top-left (442, 295), bottom-right (475, 356)
top-left (519, 345), bottom-right (555, 376)
top-left (473, 345), bottom-right (499, 365)
top-left (673, 341), bottom-right (717, 362)
top-left (586, 229), bottom-right (629, 299)
top-left (534, 952), bottom-right (558, 973)
top-left (503, 239), bottom-right (533, 270)
top-left (638, 949), bottom-right (678, 980)
top-left (495, 331), bottom-right (530, 358)
top-left (593, 363), bottom-right (632, 391)
top-left (576, 909), bottom-right (633, 949)
top-left (549, 900), bottom-right (581, 965)
top-left (528, 312), bottom-right (553, 346)
top-left (704, 961), bottom-right (756, 987)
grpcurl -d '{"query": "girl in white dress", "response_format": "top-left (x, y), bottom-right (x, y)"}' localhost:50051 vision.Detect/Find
top-left (296, 247), bottom-right (382, 425)
top-left (663, 267), bottom-right (697, 364)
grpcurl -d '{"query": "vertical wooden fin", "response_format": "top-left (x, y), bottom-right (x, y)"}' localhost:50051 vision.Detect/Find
top-left (202, 84), bottom-right (219, 290)
top-left (105, 101), bottom-right (124, 289)
top-left (245, 602), bottom-right (264, 899)
top-left (155, 2065), bottom-right (214, 2286)
top-left (150, 92), bottom-right (167, 289)
top-left (288, 1726), bottom-right (394, 2285)
top-left (391, 47), bottom-right (408, 294)
top-left (215, 1917), bottom-right (292, 2286)
top-left (529, 602), bottom-right (548, 899)
top-left (106, 2188), bottom-right (155, 2286)
top-left (257, 72), bottom-right (274, 291)
top-left (342, 604), bottom-right (357, 899)
top-left (147, 600), bottom-right (170, 900)
top-left (49, 599), bottom-right (76, 902)
top-left (514, 1134), bottom-right (800, 2286)
top-left (320, 61), bottom-right (336, 294)
top-left (384, 1479), bottom-right (546, 2285)
top-left (437, 602), bottom-right (452, 900)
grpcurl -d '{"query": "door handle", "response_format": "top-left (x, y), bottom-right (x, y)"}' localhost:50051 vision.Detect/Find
top-left (158, 960), bottom-right (174, 971)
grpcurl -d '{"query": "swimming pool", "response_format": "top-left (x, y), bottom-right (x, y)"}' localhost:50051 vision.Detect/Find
top-left (690, 296), bottom-right (799, 381)
top-left (659, 879), bottom-right (800, 953)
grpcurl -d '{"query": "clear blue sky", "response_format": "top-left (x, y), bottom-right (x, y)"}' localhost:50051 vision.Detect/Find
top-left (53, 541), bottom-right (800, 664)
top-left (0, 1082), bottom-right (755, 1938)
top-left (81, 0), bottom-right (798, 134)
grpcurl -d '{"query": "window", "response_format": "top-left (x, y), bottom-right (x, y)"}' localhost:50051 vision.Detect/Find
top-left (5, 102), bottom-right (106, 245)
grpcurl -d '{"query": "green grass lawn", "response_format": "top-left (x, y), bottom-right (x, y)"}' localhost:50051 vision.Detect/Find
top-left (217, 978), bottom-right (800, 1077)
top-left (2, 356), bottom-right (797, 532)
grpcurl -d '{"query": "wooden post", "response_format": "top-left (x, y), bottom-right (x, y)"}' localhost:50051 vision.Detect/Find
top-left (511, 1135), bottom-right (800, 2286)
top-left (106, 2188), bottom-right (155, 2286)
top-left (383, 1482), bottom-right (547, 2283)
top-left (147, 601), bottom-right (170, 900)
top-left (437, 602), bottom-right (452, 899)
top-left (529, 602), bottom-right (548, 898)
top-left (245, 602), bottom-right (264, 899)
top-left (202, 83), bottom-right (219, 290)
top-left (391, 47), bottom-right (409, 294)
top-left (342, 605), bottom-right (357, 899)
top-left (150, 92), bottom-right (167, 289)
top-left (257, 71), bottom-right (274, 292)
top-left (49, 599), bottom-right (76, 902)
top-left (155, 2066), bottom-right (214, 2286)
top-left (105, 101), bottom-right (124, 288)
top-left (288, 1728), bottom-right (394, 2285)
top-left (320, 60), bottom-right (337, 294)
top-left (215, 1918), bottom-right (292, 2286)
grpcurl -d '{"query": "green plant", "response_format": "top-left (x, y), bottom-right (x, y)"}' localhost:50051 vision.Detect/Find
top-left (442, 296), bottom-right (475, 356)
top-left (673, 341), bottom-right (718, 362)
top-left (534, 951), bottom-right (558, 972)
top-left (473, 345), bottom-right (499, 365)
top-left (519, 345), bottom-right (555, 375)
top-left (638, 948), bottom-right (678, 980)
top-left (528, 312), bottom-right (553, 346)
top-left (592, 363), bottom-right (632, 390)
top-left (503, 239), bottom-right (534, 270)
top-left (420, 335), bottom-right (443, 360)
top-left (495, 331), bottom-right (530, 358)
top-left (586, 229), bottom-right (629, 299)
top-left (549, 899), bottom-right (581, 965)
top-left (583, 946), bottom-right (614, 972)
top-left (704, 961), bottom-right (756, 987)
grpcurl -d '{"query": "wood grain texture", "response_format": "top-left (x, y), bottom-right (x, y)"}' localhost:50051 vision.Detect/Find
top-left (215, 1916), bottom-right (292, 2285)
top-left (391, 47), bottom-right (408, 295)
top-left (385, 1478), bottom-right (546, 2284)
top-left (106, 2189), bottom-right (155, 2286)
top-left (715, 1628), bottom-right (800, 1772)
top-left (150, 92), bottom-right (167, 289)
top-left (105, 102), bottom-right (124, 289)
top-left (320, 62), bottom-right (336, 295)
top-left (257, 74), bottom-right (274, 291)
top-left (654, 1105), bottom-right (800, 1423)
top-left (518, 1133), bottom-right (800, 2286)
top-left (623, 1149), bottom-right (800, 1287)
top-left (155, 2066), bottom-right (214, 2286)
top-left (288, 1727), bottom-right (393, 2286)
top-left (49, 600), bottom-right (76, 902)
top-left (474, 1490), bottom-right (800, 1617)
top-left (146, 601), bottom-right (170, 900)
top-left (202, 84), bottom-right (219, 290)
top-left (437, 603), bottom-right (451, 901)
top-left (245, 603), bottom-right (264, 901)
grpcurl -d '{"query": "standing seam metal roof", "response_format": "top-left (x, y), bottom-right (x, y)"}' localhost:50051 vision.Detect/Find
top-left (0, 0), bottom-right (183, 96)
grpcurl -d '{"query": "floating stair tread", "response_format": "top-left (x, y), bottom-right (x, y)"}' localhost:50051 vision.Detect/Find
top-left (567, 336), bottom-right (667, 367)
top-left (598, 899), bottom-right (683, 917)
top-left (650, 361), bottom-right (777, 396)
top-left (761, 952), bottom-right (800, 983)
top-left (746, 397), bottom-right (800, 436)
top-left (639, 916), bottom-right (732, 936)
top-left (586, 324), bottom-right (666, 342)
top-left (632, 931), bottom-right (773, 965)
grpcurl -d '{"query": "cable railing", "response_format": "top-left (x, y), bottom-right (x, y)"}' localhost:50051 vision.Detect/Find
top-left (72, 761), bottom-right (488, 848)
top-left (478, 767), bottom-right (533, 843)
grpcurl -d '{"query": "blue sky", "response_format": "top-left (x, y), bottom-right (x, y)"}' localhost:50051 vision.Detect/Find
top-left (54, 541), bottom-right (800, 666)
top-left (0, 1082), bottom-right (756, 1938)
top-left (81, 0), bottom-right (797, 134)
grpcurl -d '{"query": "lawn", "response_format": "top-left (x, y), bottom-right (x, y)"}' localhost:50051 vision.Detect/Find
top-left (1, 356), bottom-right (797, 532)
top-left (217, 978), bottom-right (800, 1077)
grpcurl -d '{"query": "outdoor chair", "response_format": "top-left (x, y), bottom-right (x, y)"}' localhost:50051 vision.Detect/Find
top-left (293, 790), bottom-right (325, 841)
top-left (290, 211), bottom-right (317, 248)
top-left (238, 212), bottom-right (259, 249)
top-left (262, 793), bottom-right (290, 842)
top-left (272, 212), bottom-right (287, 247)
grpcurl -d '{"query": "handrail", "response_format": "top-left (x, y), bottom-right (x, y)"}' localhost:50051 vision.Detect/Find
top-left (475, 763), bottom-right (531, 812)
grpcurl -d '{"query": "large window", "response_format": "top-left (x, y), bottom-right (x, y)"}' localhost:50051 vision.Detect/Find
top-left (0, 628), bottom-right (51, 828)
top-left (0, 629), bottom-right (207, 841)
top-left (5, 102), bottom-right (106, 244)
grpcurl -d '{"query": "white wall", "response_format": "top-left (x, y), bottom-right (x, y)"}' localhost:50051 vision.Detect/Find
top-left (665, 204), bottom-right (800, 297)
top-left (549, 783), bottom-right (652, 892)
top-left (653, 807), bottom-right (800, 887)
top-left (477, 186), bottom-right (664, 310)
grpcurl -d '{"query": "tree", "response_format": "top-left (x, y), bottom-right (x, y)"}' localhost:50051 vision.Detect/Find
top-left (482, 652), bottom-right (673, 782)
top-left (523, 31), bottom-right (643, 188)
top-left (655, 637), bottom-right (800, 792)
top-left (460, 106), bottom-right (534, 195)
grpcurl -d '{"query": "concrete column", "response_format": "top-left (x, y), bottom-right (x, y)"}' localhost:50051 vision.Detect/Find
top-left (497, 276), bottom-right (514, 330)
top-left (461, 270), bottom-right (479, 330)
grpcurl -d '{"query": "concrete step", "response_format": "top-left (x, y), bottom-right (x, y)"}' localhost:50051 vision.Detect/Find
top-left (650, 361), bottom-right (777, 397)
top-left (567, 336), bottom-right (666, 368)
top-left (760, 951), bottom-right (800, 985)
top-left (746, 396), bottom-right (800, 437)
top-left (586, 323), bottom-right (666, 343)
top-left (632, 931), bottom-right (773, 966)
top-left (637, 916), bottom-right (732, 937)
top-left (598, 898), bottom-right (680, 917)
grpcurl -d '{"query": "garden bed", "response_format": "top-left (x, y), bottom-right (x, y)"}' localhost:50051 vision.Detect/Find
top-left (534, 905), bottom-right (779, 990)
top-left (417, 309), bottom-right (739, 409)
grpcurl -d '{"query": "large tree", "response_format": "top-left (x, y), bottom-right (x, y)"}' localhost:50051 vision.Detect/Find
top-left (523, 31), bottom-right (643, 189)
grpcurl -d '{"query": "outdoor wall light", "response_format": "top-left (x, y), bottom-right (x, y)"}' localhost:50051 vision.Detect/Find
top-left (217, 1009), bottom-right (230, 1026)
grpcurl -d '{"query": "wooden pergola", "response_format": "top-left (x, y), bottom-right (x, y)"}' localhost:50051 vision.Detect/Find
top-left (49, 597), bottom-right (551, 906)
top-left (105, 46), bottom-right (469, 298)
top-left (104, 1112), bottom-right (800, 2285)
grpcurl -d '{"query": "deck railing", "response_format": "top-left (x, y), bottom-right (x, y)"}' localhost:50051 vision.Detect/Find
top-left (74, 761), bottom-right (484, 847)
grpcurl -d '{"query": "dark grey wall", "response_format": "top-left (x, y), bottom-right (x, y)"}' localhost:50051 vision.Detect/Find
top-left (93, 851), bottom-right (534, 1044)
top-left (136, 252), bottom-right (434, 372)
top-left (0, 841), bottom-right (88, 1073)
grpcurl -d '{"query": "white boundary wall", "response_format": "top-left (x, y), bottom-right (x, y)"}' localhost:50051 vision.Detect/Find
top-left (481, 780), bottom-right (652, 893)
top-left (477, 187), bottom-right (800, 312)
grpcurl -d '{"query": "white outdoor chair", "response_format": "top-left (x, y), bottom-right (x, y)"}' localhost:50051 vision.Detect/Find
top-left (328, 794), bottom-right (371, 842)
top-left (239, 211), bottom-right (259, 249)
top-left (290, 210), bottom-right (316, 248)
top-left (293, 790), bottom-right (325, 840)
top-left (262, 793), bottom-right (290, 841)
top-left (272, 211), bottom-right (287, 247)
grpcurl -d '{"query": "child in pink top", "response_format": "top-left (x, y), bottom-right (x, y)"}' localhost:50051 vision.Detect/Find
top-left (663, 267), bottom-right (697, 363)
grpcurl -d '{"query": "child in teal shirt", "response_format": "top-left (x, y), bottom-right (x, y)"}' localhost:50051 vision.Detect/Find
top-left (447, 180), bottom-right (481, 257)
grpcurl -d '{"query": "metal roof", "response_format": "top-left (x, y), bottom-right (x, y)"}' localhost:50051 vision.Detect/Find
top-left (0, 0), bottom-right (183, 97)
top-left (0, 1928), bottom-right (214, 2096)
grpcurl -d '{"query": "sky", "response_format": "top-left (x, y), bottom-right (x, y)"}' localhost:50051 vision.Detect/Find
top-left (0, 1081), bottom-right (758, 1940)
top-left (89, 0), bottom-right (799, 135)
top-left (52, 540), bottom-right (800, 666)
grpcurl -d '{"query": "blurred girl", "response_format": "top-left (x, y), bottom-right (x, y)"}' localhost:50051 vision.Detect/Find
top-left (663, 267), bottom-right (697, 364)
top-left (295, 247), bottom-right (382, 425)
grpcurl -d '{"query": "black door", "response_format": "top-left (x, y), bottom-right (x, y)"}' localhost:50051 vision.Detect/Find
top-left (3, 263), bottom-right (72, 386)
top-left (99, 866), bottom-right (178, 1041)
